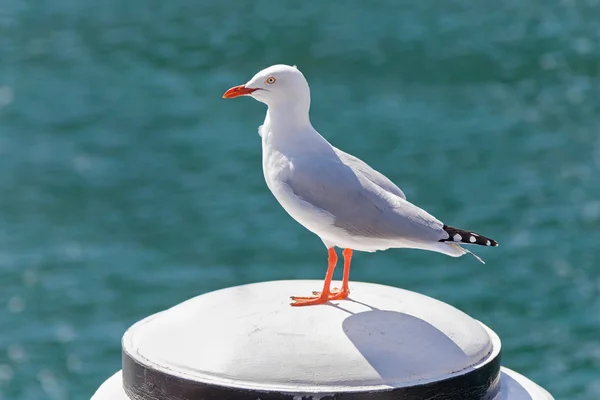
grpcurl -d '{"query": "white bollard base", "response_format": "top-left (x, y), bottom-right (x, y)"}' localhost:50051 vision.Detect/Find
top-left (91, 280), bottom-right (554, 399)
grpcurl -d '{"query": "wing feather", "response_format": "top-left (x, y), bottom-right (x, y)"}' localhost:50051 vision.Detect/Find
top-left (282, 155), bottom-right (444, 243)
top-left (333, 147), bottom-right (406, 200)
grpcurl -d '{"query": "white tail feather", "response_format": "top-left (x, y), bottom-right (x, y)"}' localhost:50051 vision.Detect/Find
top-left (447, 243), bottom-right (485, 264)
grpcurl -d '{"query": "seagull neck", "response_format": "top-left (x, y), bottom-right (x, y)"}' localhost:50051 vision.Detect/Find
top-left (266, 103), bottom-right (311, 132)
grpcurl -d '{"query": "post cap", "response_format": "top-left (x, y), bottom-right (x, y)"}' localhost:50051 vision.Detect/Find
top-left (122, 280), bottom-right (502, 398)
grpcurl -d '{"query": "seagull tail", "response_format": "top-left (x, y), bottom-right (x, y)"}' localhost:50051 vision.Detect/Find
top-left (439, 225), bottom-right (498, 247)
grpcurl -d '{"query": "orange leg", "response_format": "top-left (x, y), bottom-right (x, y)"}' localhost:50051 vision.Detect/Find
top-left (329, 248), bottom-right (352, 300)
top-left (290, 248), bottom-right (338, 306)
top-left (312, 248), bottom-right (352, 299)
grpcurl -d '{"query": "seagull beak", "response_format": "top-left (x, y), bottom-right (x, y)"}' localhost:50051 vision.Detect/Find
top-left (222, 85), bottom-right (259, 99)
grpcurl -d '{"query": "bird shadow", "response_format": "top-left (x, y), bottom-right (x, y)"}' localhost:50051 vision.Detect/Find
top-left (330, 298), bottom-right (474, 387)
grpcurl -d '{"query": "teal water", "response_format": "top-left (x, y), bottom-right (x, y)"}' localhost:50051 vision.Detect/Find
top-left (1, 1), bottom-right (599, 399)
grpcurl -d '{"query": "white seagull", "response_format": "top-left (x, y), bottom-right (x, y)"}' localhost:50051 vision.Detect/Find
top-left (223, 64), bottom-right (498, 306)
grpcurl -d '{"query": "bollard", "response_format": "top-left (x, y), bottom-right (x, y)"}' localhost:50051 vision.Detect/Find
top-left (91, 280), bottom-right (554, 400)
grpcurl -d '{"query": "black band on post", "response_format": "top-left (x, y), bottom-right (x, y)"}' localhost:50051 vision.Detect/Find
top-left (122, 347), bottom-right (501, 400)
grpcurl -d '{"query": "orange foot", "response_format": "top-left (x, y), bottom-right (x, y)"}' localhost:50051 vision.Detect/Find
top-left (290, 289), bottom-right (350, 306)
top-left (313, 287), bottom-right (350, 300)
top-left (290, 293), bottom-right (331, 306)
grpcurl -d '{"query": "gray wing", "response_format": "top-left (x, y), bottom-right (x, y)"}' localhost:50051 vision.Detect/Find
top-left (333, 147), bottom-right (406, 200)
top-left (282, 156), bottom-right (444, 242)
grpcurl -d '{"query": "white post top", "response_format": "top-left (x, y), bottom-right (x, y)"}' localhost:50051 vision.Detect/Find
top-left (122, 280), bottom-right (500, 396)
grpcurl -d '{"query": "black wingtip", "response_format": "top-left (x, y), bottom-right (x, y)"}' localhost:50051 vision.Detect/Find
top-left (440, 225), bottom-right (498, 247)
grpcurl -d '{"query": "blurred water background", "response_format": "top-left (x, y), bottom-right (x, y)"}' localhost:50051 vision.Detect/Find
top-left (1, 1), bottom-right (599, 399)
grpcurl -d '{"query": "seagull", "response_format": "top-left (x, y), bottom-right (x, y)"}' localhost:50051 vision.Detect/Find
top-left (223, 64), bottom-right (498, 306)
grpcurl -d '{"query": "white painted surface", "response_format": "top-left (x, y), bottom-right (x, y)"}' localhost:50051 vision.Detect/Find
top-left (496, 368), bottom-right (555, 400)
top-left (90, 370), bottom-right (127, 400)
top-left (123, 280), bottom-right (496, 392)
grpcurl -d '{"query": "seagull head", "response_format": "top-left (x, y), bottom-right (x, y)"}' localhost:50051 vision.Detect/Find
top-left (223, 64), bottom-right (310, 110)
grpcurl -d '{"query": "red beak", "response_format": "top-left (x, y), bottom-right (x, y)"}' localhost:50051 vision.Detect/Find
top-left (222, 85), bottom-right (259, 99)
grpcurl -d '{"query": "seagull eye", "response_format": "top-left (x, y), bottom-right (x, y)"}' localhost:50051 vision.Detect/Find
top-left (265, 76), bottom-right (276, 85)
